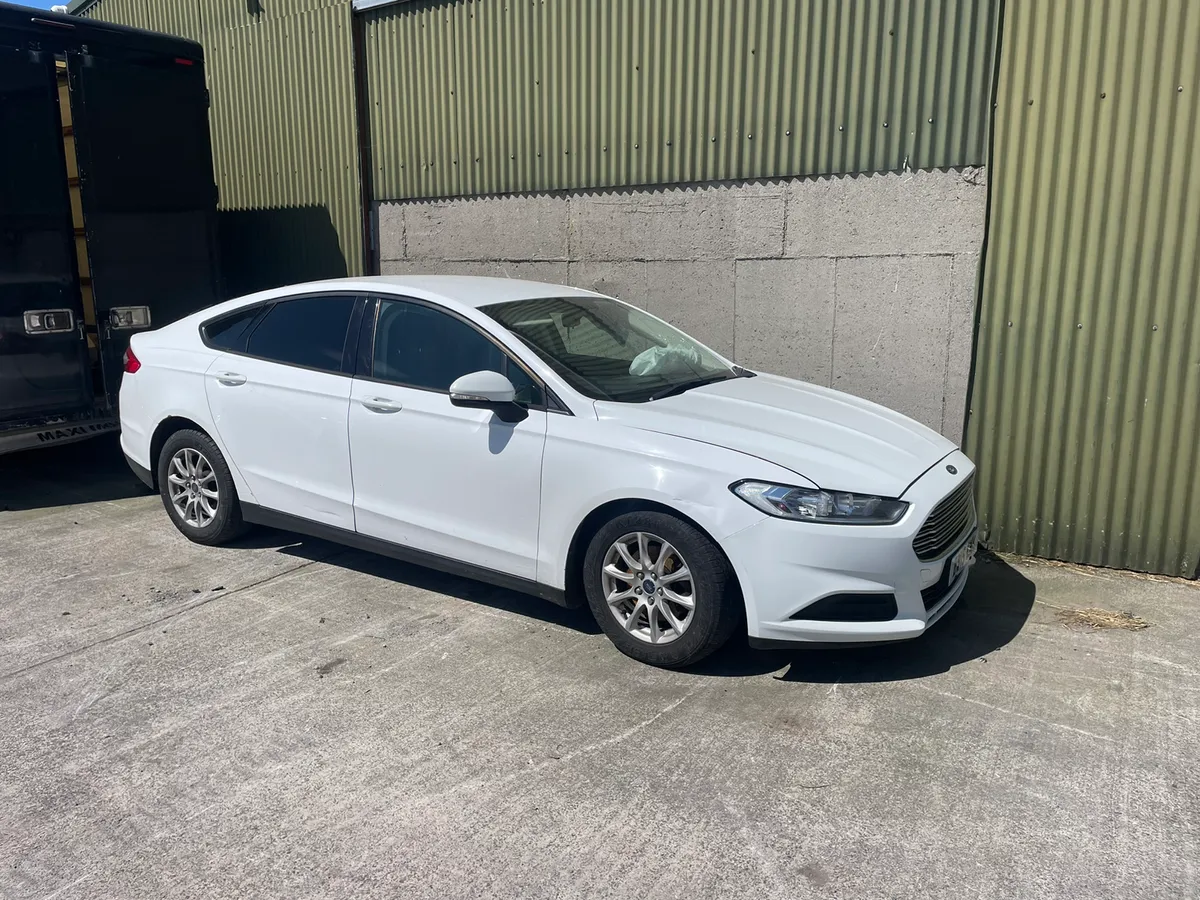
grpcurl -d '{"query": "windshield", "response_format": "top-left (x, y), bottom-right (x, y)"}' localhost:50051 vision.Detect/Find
top-left (481, 296), bottom-right (738, 402)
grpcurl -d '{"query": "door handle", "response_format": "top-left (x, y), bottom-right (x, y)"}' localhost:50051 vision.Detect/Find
top-left (361, 397), bottom-right (402, 413)
top-left (217, 372), bottom-right (247, 386)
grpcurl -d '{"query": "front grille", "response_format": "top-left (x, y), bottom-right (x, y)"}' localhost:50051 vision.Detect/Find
top-left (912, 475), bottom-right (976, 561)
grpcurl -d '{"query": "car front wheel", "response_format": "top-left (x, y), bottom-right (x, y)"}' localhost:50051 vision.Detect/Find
top-left (157, 429), bottom-right (248, 546)
top-left (583, 511), bottom-right (740, 668)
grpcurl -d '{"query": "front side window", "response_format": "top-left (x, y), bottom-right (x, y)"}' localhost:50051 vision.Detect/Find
top-left (505, 358), bottom-right (543, 407)
top-left (245, 295), bottom-right (356, 373)
top-left (481, 296), bottom-right (737, 402)
top-left (372, 299), bottom-right (543, 405)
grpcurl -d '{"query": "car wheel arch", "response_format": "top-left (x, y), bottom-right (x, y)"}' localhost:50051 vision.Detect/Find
top-left (562, 497), bottom-right (744, 611)
top-left (148, 416), bottom-right (211, 489)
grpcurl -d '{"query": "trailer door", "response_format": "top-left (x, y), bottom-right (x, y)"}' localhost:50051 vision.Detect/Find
top-left (0, 46), bottom-right (91, 426)
top-left (69, 52), bottom-right (220, 407)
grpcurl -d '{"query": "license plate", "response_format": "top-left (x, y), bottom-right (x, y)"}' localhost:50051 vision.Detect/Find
top-left (947, 531), bottom-right (978, 585)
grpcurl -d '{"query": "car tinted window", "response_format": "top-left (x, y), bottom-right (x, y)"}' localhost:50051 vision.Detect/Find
top-left (202, 307), bottom-right (260, 351)
top-left (246, 295), bottom-right (356, 373)
top-left (373, 299), bottom-right (539, 402)
top-left (373, 299), bottom-right (502, 390)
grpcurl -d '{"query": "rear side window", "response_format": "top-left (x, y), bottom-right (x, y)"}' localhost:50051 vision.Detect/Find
top-left (202, 307), bottom-right (260, 351)
top-left (246, 295), bottom-right (356, 373)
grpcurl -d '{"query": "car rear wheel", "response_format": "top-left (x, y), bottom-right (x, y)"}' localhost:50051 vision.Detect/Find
top-left (157, 429), bottom-right (247, 545)
top-left (583, 511), bottom-right (740, 668)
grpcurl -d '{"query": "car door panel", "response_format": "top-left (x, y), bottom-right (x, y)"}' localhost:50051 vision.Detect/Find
top-left (206, 354), bottom-right (354, 528)
top-left (349, 384), bottom-right (546, 578)
top-left (349, 297), bottom-right (547, 580)
top-left (201, 294), bottom-right (359, 529)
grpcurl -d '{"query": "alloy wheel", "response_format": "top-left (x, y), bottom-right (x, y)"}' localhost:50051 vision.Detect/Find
top-left (167, 447), bottom-right (219, 528)
top-left (600, 531), bottom-right (696, 644)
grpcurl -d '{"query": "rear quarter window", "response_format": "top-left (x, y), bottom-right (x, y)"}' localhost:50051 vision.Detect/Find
top-left (201, 307), bottom-right (261, 351)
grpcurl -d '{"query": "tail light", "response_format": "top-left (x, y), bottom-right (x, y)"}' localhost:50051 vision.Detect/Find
top-left (123, 346), bottom-right (141, 374)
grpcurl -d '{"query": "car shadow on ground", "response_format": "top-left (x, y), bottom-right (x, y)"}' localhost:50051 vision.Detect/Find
top-left (262, 530), bottom-right (1033, 676)
top-left (4, 436), bottom-right (1034, 677)
top-left (690, 552), bottom-right (1037, 682)
top-left (0, 435), bottom-right (150, 512)
top-left (263, 531), bottom-right (604, 636)
top-left (1, 443), bottom-right (1037, 679)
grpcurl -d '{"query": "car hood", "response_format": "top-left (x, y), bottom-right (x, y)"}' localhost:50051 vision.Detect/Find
top-left (593, 373), bottom-right (956, 497)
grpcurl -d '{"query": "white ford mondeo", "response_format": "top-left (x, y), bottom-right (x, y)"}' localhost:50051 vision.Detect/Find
top-left (120, 276), bottom-right (977, 668)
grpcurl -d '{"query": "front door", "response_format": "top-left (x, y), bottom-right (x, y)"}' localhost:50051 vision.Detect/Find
top-left (349, 297), bottom-right (547, 580)
top-left (204, 294), bottom-right (359, 529)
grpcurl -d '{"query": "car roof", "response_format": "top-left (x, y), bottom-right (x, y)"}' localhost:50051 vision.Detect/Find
top-left (236, 275), bottom-right (606, 310)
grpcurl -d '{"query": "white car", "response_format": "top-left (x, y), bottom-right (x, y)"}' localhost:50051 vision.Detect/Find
top-left (119, 276), bottom-right (977, 668)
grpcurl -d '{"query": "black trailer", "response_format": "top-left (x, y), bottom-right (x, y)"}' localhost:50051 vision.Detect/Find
top-left (0, 2), bottom-right (219, 454)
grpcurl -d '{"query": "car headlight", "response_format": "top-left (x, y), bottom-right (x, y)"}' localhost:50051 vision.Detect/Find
top-left (731, 481), bottom-right (908, 525)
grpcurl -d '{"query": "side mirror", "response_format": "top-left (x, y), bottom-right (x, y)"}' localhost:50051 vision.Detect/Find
top-left (449, 370), bottom-right (527, 422)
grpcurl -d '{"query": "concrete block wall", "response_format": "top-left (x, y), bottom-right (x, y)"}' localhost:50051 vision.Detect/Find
top-left (377, 168), bottom-right (987, 442)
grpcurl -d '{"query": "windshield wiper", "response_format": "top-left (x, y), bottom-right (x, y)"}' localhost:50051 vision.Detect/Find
top-left (648, 373), bottom-right (737, 401)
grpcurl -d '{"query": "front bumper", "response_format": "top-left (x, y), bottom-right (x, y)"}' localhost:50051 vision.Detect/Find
top-left (723, 449), bottom-right (977, 645)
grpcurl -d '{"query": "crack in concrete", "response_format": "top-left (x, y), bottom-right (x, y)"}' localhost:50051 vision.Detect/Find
top-left (0, 550), bottom-right (346, 682)
top-left (829, 257), bottom-right (838, 386)
top-left (911, 683), bottom-right (1116, 743)
top-left (941, 254), bottom-right (957, 433)
top-left (37, 873), bottom-right (93, 900)
top-left (380, 686), bottom-right (702, 818)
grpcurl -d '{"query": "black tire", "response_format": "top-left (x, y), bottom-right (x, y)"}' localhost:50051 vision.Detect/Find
top-left (583, 510), bottom-right (741, 668)
top-left (156, 429), bottom-right (248, 546)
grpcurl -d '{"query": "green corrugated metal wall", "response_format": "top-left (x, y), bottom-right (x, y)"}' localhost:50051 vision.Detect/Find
top-left (364, 0), bottom-right (999, 200)
top-left (967, 0), bottom-right (1200, 576)
top-left (76, 0), bottom-right (203, 40)
top-left (204, 1), bottom-right (362, 288)
top-left (80, 0), bottom-right (362, 288)
top-left (76, 0), bottom-right (1000, 278)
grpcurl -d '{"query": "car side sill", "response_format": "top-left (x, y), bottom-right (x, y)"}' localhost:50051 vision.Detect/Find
top-left (240, 503), bottom-right (575, 608)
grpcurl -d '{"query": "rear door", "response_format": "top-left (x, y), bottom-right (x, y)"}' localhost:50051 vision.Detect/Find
top-left (0, 45), bottom-right (90, 425)
top-left (204, 294), bottom-right (362, 530)
top-left (69, 51), bottom-right (219, 409)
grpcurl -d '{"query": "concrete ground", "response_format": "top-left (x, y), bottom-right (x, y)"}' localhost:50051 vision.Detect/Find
top-left (1, 437), bottom-right (1197, 900)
